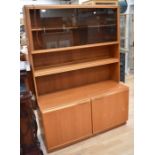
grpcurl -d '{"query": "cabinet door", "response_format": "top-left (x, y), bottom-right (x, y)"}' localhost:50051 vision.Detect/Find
top-left (92, 88), bottom-right (129, 134)
top-left (42, 99), bottom-right (92, 151)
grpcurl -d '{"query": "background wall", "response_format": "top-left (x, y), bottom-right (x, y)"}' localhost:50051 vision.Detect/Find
top-left (20, 0), bottom-right (78, 19)
top-left (20, 0), bottom-right (59, 14)
top-left (20, 0), bottom-right (78, 12)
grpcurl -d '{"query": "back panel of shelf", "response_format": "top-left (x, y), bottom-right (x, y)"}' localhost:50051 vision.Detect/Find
top-left (32, 44), bottom-right (119, 70)
top-left (35, 63), bottom-right (119, 95)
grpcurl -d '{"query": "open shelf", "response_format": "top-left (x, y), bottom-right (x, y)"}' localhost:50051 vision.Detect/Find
top-left (34, 58), bottom-right (119, 77)
top-left (32, 41), bottom-right (119, 54)
top-left (38, 80), bottom-right (127, 113)
top-left (31, 24), bottom-right (116, 31)
top-left (33, 44), bottom-right (118, 70)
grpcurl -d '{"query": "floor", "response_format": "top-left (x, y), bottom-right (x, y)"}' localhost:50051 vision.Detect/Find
top-left (37, 74), bottom-right (134, 155)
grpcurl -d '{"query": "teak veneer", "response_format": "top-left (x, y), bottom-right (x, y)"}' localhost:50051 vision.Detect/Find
top-left (38, 80), bottom-right (127, 113)
top-left (32, 41), bottom-right (119, 54)
top-left (24, 5), bottom-right (129, 152)
top-left (34, 58), bottom-right (119, 77)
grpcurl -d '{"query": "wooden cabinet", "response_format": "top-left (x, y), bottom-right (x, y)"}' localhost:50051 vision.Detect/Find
top-left (91, 85), bottom-right (129, 134)
top-left (24, 5), bottom-right (129, 152)
top-left (41, 100), bottom-right (92, 151)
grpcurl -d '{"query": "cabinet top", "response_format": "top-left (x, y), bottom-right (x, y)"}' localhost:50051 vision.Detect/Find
top-left (24, 4), bottom-right (118, 10)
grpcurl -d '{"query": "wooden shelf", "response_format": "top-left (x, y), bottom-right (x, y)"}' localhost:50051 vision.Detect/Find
top-left (32, 41), bottom-right (119, 54)
top-left (25, 5), bottom-right (118, 10)
top-left (31, 24), bottom-right (116, 31)
top-left (34, 58), bottom-right (119, 77)
top-left (38, 80), bottom-right (127, 113)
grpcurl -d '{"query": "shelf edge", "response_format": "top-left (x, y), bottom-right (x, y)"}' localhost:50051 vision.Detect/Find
top-left (32, 41), bottom-right (119, 54)
top-left (34, 58), bottom-right (119, 77)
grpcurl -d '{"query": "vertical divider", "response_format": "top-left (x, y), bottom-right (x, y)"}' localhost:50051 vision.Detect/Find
top-left (117, 7), bottom-right (121, 81)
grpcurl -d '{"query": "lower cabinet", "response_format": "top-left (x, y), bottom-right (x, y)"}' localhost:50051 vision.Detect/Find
top-left (42, 99), bottom-right (92, 151)
top-left (91, 87), bottom-right (129, 134)
top-left (40, 84), bottom-right (129, 151)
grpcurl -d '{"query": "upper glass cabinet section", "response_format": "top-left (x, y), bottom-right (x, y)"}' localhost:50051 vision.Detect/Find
top-left (30, 8), bottom-right (117, 50)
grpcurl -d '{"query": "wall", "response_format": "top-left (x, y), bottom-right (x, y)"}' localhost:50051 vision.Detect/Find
top-left (20, 0), bottom-right (78, 18)
top-left (20, 0), bottom-right (60, 13)
top-left (79, 0), bottom-right (134, 5)
top-left (79, 0), bottom-right (85, 4)
top-left (20, 0), bottom-right (78, 12)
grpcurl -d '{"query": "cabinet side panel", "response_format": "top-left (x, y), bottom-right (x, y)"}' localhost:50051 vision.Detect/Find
top-left (23, 7), bottom-right (39, 98)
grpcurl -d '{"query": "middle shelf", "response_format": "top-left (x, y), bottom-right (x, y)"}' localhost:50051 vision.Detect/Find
top-left (32, 41), bottom-right (119, 54)
top-left (34, 58), bottom-right (119, 77)
top-left (31, 24), bottom-right (116, 31)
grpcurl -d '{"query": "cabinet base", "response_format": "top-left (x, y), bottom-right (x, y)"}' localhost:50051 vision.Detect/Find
top-left (46, 122), bottom-right (127, 153)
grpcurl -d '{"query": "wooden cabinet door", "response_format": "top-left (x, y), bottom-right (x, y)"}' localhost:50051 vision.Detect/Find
top-left (92, 88), bottom-right (129, 134)
top-left (42, 99), bottom-right (92, 151)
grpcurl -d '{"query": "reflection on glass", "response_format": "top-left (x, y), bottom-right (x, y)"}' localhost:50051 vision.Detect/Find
top-left (31, 8), bottom-right (117, 50)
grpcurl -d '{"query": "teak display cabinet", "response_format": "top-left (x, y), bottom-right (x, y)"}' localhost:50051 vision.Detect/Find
top-left (24, 5), bottom-right (129, 152)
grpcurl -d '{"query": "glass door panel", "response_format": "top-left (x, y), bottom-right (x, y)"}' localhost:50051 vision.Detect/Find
top-left (31, 8), bottom-right (117, 50)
